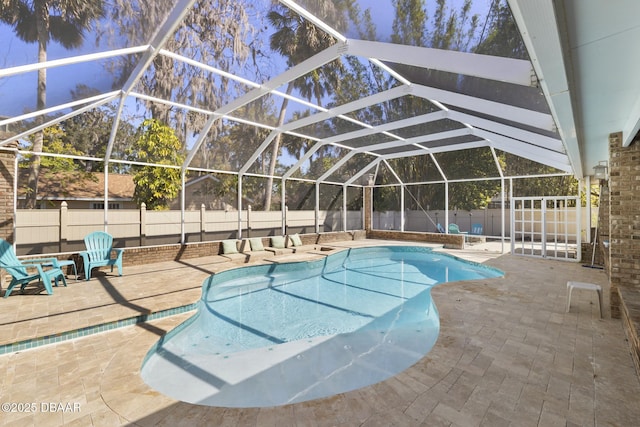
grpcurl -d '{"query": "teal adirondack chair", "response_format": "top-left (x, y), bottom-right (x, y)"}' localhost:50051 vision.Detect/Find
top-left (448, 223), bottom-right (467, 235)
top-left (1, 239), bottom-right (67, 298)
top-left (79, 232), bottom-right (123, 281)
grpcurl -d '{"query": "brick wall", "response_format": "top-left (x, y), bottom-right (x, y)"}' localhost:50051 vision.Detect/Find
top-left (122, 241), bottom-right (222, 266)
top-left (122, 231), bottom-right (360, 266)
top-left (608, 132), bottom-right (640, 375)
top-left (367, 229), bottom-right (465, 249)
top-left (0, 145), bottom-right (16, 243)
top-left (24, 231), bottom-right (364, 270)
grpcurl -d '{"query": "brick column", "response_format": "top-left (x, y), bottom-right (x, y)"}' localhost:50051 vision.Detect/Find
top-left (0, 144), bottom-right (17, 243)
top-left (608, 131), bottom-right (640, 375)
top-left (364, 186), bottom-right (372, 231)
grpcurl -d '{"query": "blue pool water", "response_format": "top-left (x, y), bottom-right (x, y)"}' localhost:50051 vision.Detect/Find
top-left (141, 246), bottom-right (503, 407)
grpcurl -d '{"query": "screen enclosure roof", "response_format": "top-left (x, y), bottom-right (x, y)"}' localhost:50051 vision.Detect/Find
top-left (1, 0), bottom-right (637, 186)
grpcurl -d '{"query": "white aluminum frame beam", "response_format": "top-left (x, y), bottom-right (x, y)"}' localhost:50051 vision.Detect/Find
top-left (305, 128), bottom-right (480, 184)
top-left (282, 110), bottom-right (448, 180)
top-left (159, 49), bottom-right (261, 90)
top-left (377, 141), bottom-right (489, 162)
top-left (279, 85), bottom-right (409, 134)
top-left (239, 131), bottom-right (279, 174)
top-left (474, 129), bottom-right (572, 172)
top-left (0, 46), bottom-right (149, 79)
top-left (107, 0), bottom-right (198, 219)
top-left (360, 128), bottom-right (473, 154)
top-left (0, 94), bottom-right (119, 147)
top-left (0, 90), bottom-right (121, 130)
top-left (345, 159), bottom-right (381, 186)
top-left (320, 111), bottom-right (447, 146)
top-left (328, 128), bottom-right (474, 162)
top-left (490, 146), bottom-right (505, 179)
top-left (117, 1), bottom-right (197, 97)
top-left (210, 42), bottom-right (346, 118)
top-left (280, 0), bottom-right (347, 43)
top-left (182, 116), bottom-right (220, 172)
top-left (282, 86), bottom-right (410, 178)
top-left (447, 111), bottom-right (565, 153)
top-left (411, 85), bottom-right (555, 131)
top-left (131, 92), bottom-right (216, 117)
top-left (317, 151), bottom-right (362, 182)
top-left (183, 42), bottom-right (346, 169)
top-left (282, 143), bottom-right (327, 179)
top-left (348, 39), bottom-right (534, 87)
top-left (261, 87), bottom-right (416, 181)
top-left (343, 140), bottom-right (488, 187)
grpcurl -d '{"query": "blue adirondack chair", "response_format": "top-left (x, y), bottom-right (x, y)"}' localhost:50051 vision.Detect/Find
top-left (470, 223), bottom-right (483, 235)
top-left (1, 239), bottom-right (67, 297)
top-left (79, 232), bottom-right (124, 281)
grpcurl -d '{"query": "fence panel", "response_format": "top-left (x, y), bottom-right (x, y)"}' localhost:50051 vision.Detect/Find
top-left (250, 210), bottom-right (283, 234)
top-left (66, 210), bottom-right (108, 240)
top-left (346, 210), bottom-right (363, 230)
top-left (204, 210), bottom-right (242, 233)
top-left (182, 211), bottom-right (202, 235)
top-left (15, 210), bottom-right (59, 244)
top-left (322, 210), bottom-right (342, 232)
top-left (145, 211), bottom-right (182, 236)
top-left (287, 210), bottom-right (315, 233)
top-left (14, 207), bottom-right (317, 253)
top-left (107, 209), bottom-right (140, 239)
top-left (373, 211), bottom-right (401, 230)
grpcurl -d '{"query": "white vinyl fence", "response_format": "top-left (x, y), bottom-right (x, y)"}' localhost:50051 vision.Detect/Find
top-left (373, 207), bottom-right (594, 240)
top-left (14, 203), bottom-right (363, 255)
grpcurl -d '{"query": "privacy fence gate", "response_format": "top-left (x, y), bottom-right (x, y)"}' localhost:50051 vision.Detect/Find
top-left (510, 196), bottom-right (581, 261)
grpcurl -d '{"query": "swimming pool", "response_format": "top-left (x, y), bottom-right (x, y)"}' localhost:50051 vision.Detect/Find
top-left (141, 246), bottom-right (503, 407)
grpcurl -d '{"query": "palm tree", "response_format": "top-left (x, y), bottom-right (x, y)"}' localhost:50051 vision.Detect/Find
top-left (0, 0), bottom-right (104, 208)
top-left (263, 3), bottom-right (347, 210)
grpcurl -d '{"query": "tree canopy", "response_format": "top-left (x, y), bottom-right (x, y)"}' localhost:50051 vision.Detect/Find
top-left (128, 119), bottom-right (185, 210)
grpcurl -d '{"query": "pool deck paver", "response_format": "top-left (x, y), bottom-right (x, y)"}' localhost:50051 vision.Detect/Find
top-left (0, 239), bottom-right (638, 426)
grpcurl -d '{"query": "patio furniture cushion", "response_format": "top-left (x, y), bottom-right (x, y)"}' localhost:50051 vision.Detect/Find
top-left (222, 240), bottom-right (239, 254)
top-left (248, 238), bottom-right (264, 252)
top-left (270, 236), bottom-right (286, 249)
top-left (289, 233), bottom-right (303, 247)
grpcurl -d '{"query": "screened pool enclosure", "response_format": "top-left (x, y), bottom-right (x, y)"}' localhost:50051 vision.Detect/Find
top-left (1, 0), bottom-right (618, 256)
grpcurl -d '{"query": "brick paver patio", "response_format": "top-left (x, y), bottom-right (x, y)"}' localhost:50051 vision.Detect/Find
top-left (0, 240), bottom-right (638, 426)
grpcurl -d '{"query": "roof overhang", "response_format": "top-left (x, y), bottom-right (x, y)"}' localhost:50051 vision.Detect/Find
top-left (508, 0), bottom-right (640, 178)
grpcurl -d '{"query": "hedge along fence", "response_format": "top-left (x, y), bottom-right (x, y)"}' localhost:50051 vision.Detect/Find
top-left (14, 202), bottom-right (364, 255)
